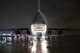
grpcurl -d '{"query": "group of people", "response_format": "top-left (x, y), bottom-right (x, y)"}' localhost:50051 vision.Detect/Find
top-left (36, 33), bottom-right (42, 41)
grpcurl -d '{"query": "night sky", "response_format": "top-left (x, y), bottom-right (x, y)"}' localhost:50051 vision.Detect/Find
top-left (0, 0), bottom-right (80, 29)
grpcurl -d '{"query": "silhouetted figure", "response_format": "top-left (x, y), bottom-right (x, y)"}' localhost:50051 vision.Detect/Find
top-left (37, 33), bottom-right (42, 41)
top-left (58, 30), bottom-right (63, 35)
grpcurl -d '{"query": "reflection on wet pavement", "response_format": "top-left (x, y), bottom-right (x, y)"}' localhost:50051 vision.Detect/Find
top-left (0, 35), bottom-right (80, 53)
top-left (31, 38), bottom-right (48, 53)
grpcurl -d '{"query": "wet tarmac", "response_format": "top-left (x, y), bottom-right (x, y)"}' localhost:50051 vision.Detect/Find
top-left (0, 35), bottom-right (80, 53)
